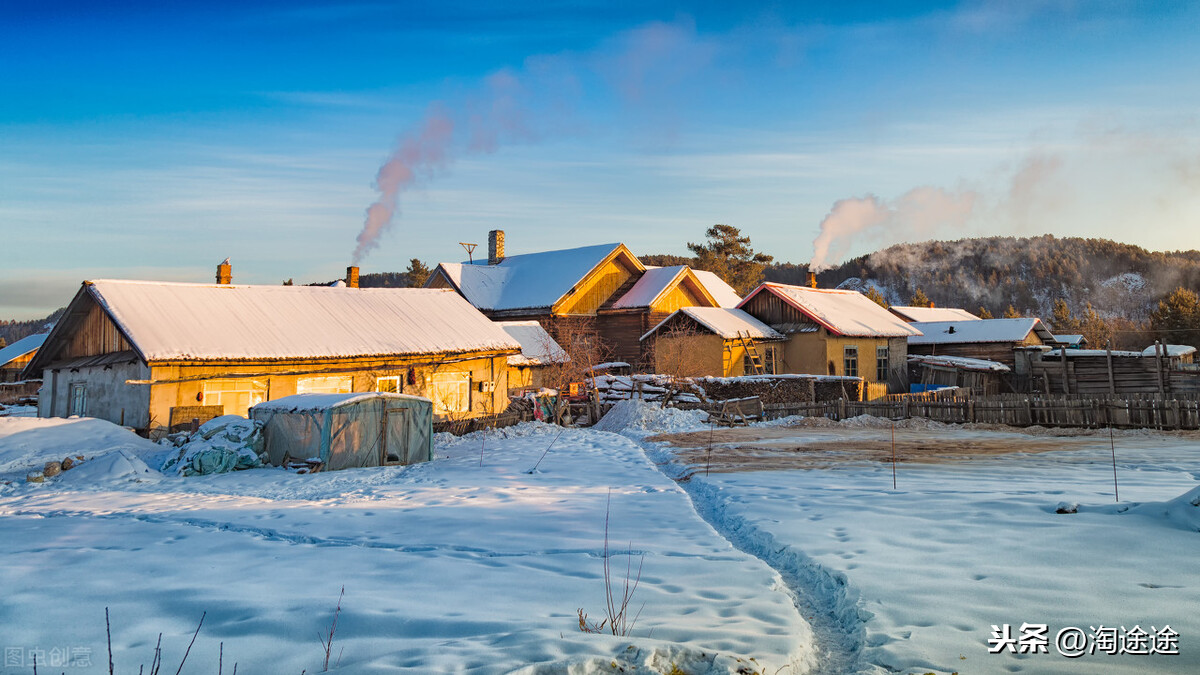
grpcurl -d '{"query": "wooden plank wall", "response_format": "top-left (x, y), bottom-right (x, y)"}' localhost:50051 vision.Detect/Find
top-left (764, 391), bottom-right (1200, 430)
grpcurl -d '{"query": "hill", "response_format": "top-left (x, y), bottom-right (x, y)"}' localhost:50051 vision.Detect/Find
top-left (785, 235), bottom-right (1200, 322)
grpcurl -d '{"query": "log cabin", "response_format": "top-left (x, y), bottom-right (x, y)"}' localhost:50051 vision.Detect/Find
top-left (737, 282), bottom-right (921, 399)
top-left (25, 270), bottom-right (521, 436)
top-left (1, 333), bottom-right (47, 383)
top-left (426, 231), bottom-right (740, 367)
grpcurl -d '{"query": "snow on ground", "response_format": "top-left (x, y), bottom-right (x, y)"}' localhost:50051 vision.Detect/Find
top-left (632, 414), bottom-right (1200, 675)
top-left (0, 416), bottom-right (813, 674)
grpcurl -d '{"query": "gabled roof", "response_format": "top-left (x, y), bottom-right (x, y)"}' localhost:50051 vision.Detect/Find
top-left (1053, 334), bottom-right (1087, 346)
top-left (641, 307), bottom-right (784, 341)
top-left (29, 281), bottom-right (521, 367)
top-left (0, 333), bottom-right (48, 368)
top-left (431, 243), bottom-right (639, 312)
top-left (889, 306), bottom-right (980, 323)
top-left (739, 283), bottom-right (921, 338)
top-left (612, 266), bottom-right (692, 309)
top-left (692, 270), bottom-right (741, 307)
top-left (496, 321), bottom-right (569, 367)
top-left (907, 318), bottom-right (1055, 345)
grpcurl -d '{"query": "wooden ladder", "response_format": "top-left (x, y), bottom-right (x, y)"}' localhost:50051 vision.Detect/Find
top-left (737, 331), bottom-right (766, 375)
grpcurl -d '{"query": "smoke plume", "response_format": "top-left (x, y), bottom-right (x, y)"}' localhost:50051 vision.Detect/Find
top-left (353, 109), bottom-right (454, 264)
top-left (808, 186), bottom-right (978, 271)
top-left (350, 19), bottom-right (718, 262)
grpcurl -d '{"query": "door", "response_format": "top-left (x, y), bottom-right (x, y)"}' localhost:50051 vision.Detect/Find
top-left (384, 409), bottom-right (408, 464)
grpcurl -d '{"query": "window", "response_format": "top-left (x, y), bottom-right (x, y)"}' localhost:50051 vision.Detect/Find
top-left (69, 383), bottom-right (87, 417)
top-left (876, 345), bottom-right (890, 382)
top-left (764, 345), bottom-right (777, 375)
top-left (430, 372), bottom-right (471, 415)
top-left (843, 346), bottom-right (858, 378)
top-left (376, 376), bottom-right (402, 393)
top-left (202, 379), bottom-right (268, 416)
top-left (297, 375), bottom-right (353, 395)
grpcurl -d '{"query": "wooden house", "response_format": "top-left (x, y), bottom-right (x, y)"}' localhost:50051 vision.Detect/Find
top-left (24, 278), bottom-right (521, 436)
top-left (427, 231), bottom-right (740, 367)
top-left (908, 354), bottom-right (1010, 396)
top-left (640, 307), bottom-right (785, 377)
top-left (907, 318), bottom-right (1056, 369)
top-left (737, 283), bottom-right (921, 399)
top-left (889, 306), bottom-right (980, 323)
top-left (1, 333), bottom-right (47, 383)
top-left (495, 320), bottom-right (569, 392)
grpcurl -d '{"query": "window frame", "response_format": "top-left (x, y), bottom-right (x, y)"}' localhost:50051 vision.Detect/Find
top-left (876, 345), bottom-right (890, 383)
top-left (843, 345), bottom-right (859, 378)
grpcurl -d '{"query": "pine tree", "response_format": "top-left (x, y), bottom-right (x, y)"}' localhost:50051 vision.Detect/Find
top-left (864, 286), bottom-right (888, 308)
top-left (405, 259), bottom-right (431, 288)
top-left (686, 224), bottom-right (773, 295)
top-left (977, 307), bottom-right (994, 319)
top-left (1050, 299), bottom-right (1078, 334)
top-left (909, 288), bottom-right (932, 308)
top-left (1003, 305), bottom-right (1021, 319)
top-left (1149, 287), bottom-right (1200, 349)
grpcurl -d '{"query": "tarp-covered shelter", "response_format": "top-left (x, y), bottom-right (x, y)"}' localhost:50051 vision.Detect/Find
top-left (250, 392), bottom-right (433, 471)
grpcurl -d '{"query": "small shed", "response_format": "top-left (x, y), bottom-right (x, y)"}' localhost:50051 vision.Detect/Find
top-left (250, 392), bottom-right (432, 471)
top-left (908, 354), bottom-right (1010, 395)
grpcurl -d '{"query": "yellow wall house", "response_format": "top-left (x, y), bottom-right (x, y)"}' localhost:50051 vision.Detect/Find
top-left (25, 279), bottom-right (522, 436)
top-left (427, 231), bottom-right (741, 368)
top-left (738, 283), bottom-right (923, 400)
top-left (495, 320), bottom-right (569, 392)
top-left (641, 307), bottom-right (785, 378)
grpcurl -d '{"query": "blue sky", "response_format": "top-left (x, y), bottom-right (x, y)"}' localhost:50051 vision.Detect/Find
top-left (3, 1), bottom-right (1200, 318)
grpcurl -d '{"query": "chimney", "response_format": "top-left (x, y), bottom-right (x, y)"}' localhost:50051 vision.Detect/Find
top-left (345, 266), bottom-right (360, 289)
top-left (488, 230), bottom-right (505, 265)
top-left (807, 271), bottom-right (817, 289)
top-left (216, 258), bottom-right (232, 285)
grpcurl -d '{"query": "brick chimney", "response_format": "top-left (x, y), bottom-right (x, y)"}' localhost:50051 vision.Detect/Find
top-left (488, 230), bottom-right (505, 265)
top-left (807, 271), bottom-right (817, 289)
top-left (345, 266), bottom-right (360, 289)
top-left (216, 258), bottom-right (232, 285)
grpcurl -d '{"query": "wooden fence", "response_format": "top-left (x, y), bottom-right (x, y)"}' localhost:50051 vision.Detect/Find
top-left (764, 391), bottom-right (1200, 430)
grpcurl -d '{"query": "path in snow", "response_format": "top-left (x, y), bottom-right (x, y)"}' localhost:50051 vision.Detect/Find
top-left (634, 432), bottom-right (871, 675)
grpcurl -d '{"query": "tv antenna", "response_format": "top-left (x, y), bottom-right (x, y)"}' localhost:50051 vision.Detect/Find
top-left (459, 242), bottom-right (478, 263)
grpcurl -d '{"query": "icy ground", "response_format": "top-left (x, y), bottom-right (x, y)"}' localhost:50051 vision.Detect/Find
top-left (0, 417), bottom-right (812, 674)
top-left (633, 414), bottom-right (1200, 675)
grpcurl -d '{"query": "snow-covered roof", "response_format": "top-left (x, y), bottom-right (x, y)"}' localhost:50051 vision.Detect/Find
top-left (612, 266), bottom-right (690, 309)
top-left (908, 354), bottom-right (1011, 373)
top-left (641, 307), bottom-right (785, 341)
top-left (496, 321), bottom-right (569, 367)
top-left (434, 243), bottom-right (627, 312)
top-left (907, 318), bottom-right (1054, 345)
top-left (0, 333), bottom-right (48, 367)
top-left (889, 306), bottom-right (980, 323)
top-left (692, 270), bottom-right (741, 307)
top-left (1142, 344), bottom-right (1197, 357)
top-left (251, 392), bottom-right (431, 413)
top-left (56, 281), bottom-right (521, 363)
top-left (740, 283), bottom-right (921, 338)
top-left (1053, 334), bottom-right (1086, 345)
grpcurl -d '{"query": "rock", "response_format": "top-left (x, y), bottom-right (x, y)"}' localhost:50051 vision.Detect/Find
top-left (26, 472), bottom-right (44, 483)
top-left (1055, 502), bottom-right (1079, 514)
top-left (61, 456), bottom-right (76, 471)
top-left (42, 461), bottom-right (63, 478)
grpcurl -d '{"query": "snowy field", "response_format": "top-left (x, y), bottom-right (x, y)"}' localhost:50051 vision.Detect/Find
top-left (0, 416), bottom-right (811, 674)
top-left (2, 408), bottom-right (1199, 674)
top-left (637, 416), bottom-right (1200, 675)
